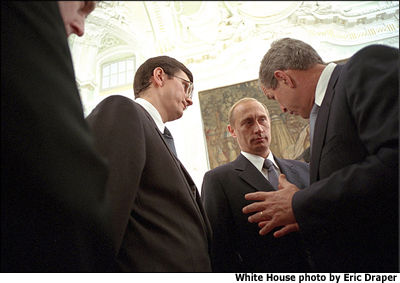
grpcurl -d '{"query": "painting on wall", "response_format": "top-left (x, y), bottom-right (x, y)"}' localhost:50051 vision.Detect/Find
top-left (199, 79), bottom-right (310, 170)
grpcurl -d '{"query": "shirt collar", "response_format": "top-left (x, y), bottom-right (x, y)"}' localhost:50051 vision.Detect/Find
top-left (314, 62), bottom-right (337, 107)
top-left (241, 151), bottom-right (277, 172)
top-left (135, 97), bottom-right (165, 133)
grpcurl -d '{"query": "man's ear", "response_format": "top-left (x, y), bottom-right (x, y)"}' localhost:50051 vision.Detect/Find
top-left (152, 67), bottom-right (165, 87)
top-left (274, 70), bottom-right (295, 88)
top-left (227, 124), bottom-right (236, 138)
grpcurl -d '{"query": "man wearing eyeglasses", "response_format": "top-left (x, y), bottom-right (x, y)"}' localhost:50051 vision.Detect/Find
top-left (86, 56), bottom-right (211, 272)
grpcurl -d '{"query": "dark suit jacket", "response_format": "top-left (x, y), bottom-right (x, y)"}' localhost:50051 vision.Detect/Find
top-left (293, 45), bottom-right (399, 272)
top-left (86, 95), bottom-right (212, 272)
top-left (201, 154), bottom-right (311, 272)
top-left (1, 2), bottom-right (114, 272)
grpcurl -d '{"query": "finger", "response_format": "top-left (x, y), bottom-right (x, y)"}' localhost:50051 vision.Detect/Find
top-left (248, 210), bottom-right (271, 223)
top-left (244, 191), bottom-right (269, 201)
top-left (258, 221), bottom-right (268, 228)
top-left (259, 220), bottom-right (276, 235)
top-left (242, 201), bottom-right (264, 214)
top-left (273, 223), bottom-right (299, 238)
top-left (277, 174), bottom-right (288, 190)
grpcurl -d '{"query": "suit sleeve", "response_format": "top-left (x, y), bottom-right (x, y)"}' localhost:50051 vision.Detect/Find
top-left (86, 96), bottom-right (146, 254)
top-left (293, 46), bottom-right (398, 233)
top-left (201, 171), bottom-right (241, 271)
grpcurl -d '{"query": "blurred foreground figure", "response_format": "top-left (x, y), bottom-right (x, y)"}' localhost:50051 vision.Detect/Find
top-left (1, 1), bottom-right (115, 272)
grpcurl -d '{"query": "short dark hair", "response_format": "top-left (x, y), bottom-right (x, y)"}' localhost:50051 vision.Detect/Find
top-left (133, 55), bottom-right (193, 98)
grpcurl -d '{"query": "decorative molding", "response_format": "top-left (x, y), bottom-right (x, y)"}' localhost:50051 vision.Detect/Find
top-left (307, 21), bottom-right (398, 45)
top-left (290, 1), bottom-right (399, 26)
top-left (94, 1), bottom-right (131, 28)
top-left (99, 33), bottom-right (128, 53)
top-left (77, 79), bottom-right (97, 92)
top-left (77, 1), bottom-right (398, 67)
top-left (225, 1), bottom-right (302, 23)
top-left (143, 1), bottom-right (178, 54)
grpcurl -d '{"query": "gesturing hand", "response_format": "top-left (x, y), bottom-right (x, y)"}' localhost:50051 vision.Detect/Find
top-left (242, 174), bottom-right (300, 237)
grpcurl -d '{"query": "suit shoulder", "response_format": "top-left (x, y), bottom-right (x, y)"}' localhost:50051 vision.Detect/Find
top-left (204, 162), bottom-right (235, 179)
top-left (347, 45), bottom-right (398, 70)
top-left (353, 44), bottom-right (397, 59)
top-left (98, 95), bottom-right (135, 108)
top-left (86, 95), bottom-right (143, 120)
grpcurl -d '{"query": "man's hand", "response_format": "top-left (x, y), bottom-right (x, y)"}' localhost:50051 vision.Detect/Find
top-left (242, 174), bottom-right (300, 237)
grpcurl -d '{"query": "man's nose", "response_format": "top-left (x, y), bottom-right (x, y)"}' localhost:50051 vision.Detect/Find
top-left (72, 22), bottom-right (85, 37)
top-left (254, 121), bottom-right (264, 133)
top-left (185, 96), bottom-right (193, 107)
top-left (280, 104), bottom-right (287, 113)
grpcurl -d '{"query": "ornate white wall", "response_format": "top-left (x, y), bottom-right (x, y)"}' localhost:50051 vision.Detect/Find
top-left (69, 1), bottom-right (399, 190)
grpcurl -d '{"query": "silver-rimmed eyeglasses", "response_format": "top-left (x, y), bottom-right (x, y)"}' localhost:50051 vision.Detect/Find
top-left (173, 75), bottom-right (194, 99)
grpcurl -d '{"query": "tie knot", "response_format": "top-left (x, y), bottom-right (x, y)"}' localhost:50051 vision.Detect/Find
top-left (310, 103), bottom-right (320, 118)
top-left (263, 159), bottom-right (275, 171)
top-left (163, 127), bottom-right (172, 138)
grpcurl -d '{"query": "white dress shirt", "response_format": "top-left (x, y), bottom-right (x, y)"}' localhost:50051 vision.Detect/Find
top-left (314, 62), bottom-right (337, 107)
top-left (135, 97), bottom-right (165, 133)
top-left (241, 151), bottom-right (280, 181)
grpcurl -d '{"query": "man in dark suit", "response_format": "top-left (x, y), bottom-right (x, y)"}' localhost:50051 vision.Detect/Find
top-left (201, 97), bottom-right (311, 272)
top-left (243, 38), bottom-right (398, 272)
top-left (1, 2), bottom-right (115, 271)
top-left (86, 56), bottom-right (212, 272)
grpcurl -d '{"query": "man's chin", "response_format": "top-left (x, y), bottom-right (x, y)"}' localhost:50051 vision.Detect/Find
top-left (169, 112), bottom-right (183, 122)
top-left (253, 146), bottom-right (269, 154)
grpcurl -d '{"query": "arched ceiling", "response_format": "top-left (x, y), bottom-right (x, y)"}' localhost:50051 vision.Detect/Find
top-left (79, 0), bottom-right (399, 64)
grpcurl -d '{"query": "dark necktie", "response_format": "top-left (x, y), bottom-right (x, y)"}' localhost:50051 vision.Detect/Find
top-left (263, 159), bottom-right (279, 190)
top-left (162, 127), bottom-right (177, 157)
top-left (309, 103), bottom-right (320, 150)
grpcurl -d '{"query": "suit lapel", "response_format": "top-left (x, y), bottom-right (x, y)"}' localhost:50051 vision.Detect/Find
top-left (137, 103), bottom-right (177, 158)
top-left (235, 154), bottom-right (275, 192)
top-left (137, 103), bottom-right (212, 237)
top-left (310, 65), bottom-right (342, 183)
top-left (276, 158), bottom-right (298, 181)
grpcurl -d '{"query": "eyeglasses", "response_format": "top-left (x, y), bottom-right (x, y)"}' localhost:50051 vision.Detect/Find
top-left (173, 75), bottom-right (194, 99)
